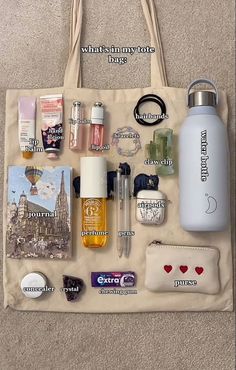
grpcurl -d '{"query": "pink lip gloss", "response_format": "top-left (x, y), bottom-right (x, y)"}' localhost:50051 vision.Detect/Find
top-left (90, 102), bottom-right (104, 150)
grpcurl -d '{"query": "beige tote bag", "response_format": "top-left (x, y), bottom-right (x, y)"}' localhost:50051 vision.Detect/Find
top-left (3, 0), bottom-right (233, 312)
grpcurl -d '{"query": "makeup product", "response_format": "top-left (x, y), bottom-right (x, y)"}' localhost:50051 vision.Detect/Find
top-left (69, 101), bottom-right (84, 151)
top-left (111, 126), bottom-right (141, 157)
top-left (136, 189), bottom-right (166, 225)
top-left (80, 157), bottom-right (108, 248)
top-left (18, 97), bottom-right (36, 159)
top-left (62, 275), bottom-right (85, 302)
top-left (89, 102), bottom-right (105, 150)
top-left (20, 272), bottom-right (47, 298)
top-left (179, 79), bottom-right (229, 231)
top-left (91, 272), bottom-right (136, 288)
top-left (145, 128), bottom-right (174, 176)
top-left (114, 163), bottom-right (132, 257)
top-left (40, 94), bottom-right (64, 159)
top-left (134, 94), bottom-right (167, 126)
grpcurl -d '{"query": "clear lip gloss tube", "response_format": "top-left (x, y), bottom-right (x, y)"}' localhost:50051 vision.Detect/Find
top-left (69, 101), bottom-right (84, 151)
top-left (89, 102), bottom-right (104, 150)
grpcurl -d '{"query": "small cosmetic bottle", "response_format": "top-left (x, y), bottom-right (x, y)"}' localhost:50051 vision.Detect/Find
top-left (69, 101), bottom-right (84, 151)
top-left (136, 189), bottom-right (166, 225)
top-left (20, 272), bottom-right (47, 299)
top-left (80, 157), bottom-right (108, 248)
top-left (89, 102), bottom-right (104, 150)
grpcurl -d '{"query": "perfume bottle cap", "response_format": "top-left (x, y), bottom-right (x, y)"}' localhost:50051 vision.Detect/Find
top-left (91, 103), bottom-right (104, 125)
top-left (80, 157), bottom-right (107, 198)
top-left (21, 272), bottom-right (47, 299)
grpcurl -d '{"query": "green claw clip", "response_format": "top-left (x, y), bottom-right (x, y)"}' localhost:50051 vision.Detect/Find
top-left (145, 128), bottom-right (174, 176)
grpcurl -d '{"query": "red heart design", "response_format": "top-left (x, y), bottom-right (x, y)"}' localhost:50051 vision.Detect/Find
top-left (164, 265), bottom-right (172, 273)
top-left (179, 265), bottom-right (188, 273)
top-left (195, 267), bottom-right (204, 275)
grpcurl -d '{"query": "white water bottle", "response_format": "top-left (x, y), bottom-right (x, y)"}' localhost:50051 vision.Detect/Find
top-left (179, 79), bottom-right (229, 231)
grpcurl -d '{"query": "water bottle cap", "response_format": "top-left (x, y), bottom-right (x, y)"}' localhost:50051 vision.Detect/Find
top-left (188, 91), bottom-right (217, 108)
top-left (187, 79), bottom-right (218, 108)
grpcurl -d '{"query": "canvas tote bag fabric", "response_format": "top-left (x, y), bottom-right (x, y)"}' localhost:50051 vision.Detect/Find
top-left (3, 0), bottom-right (233, 312)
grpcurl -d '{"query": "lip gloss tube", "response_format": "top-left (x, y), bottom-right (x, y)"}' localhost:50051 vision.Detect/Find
top-left (89, 102), bottom-right (104, 150)
top-left (69, 101), bottom-right (84, 151)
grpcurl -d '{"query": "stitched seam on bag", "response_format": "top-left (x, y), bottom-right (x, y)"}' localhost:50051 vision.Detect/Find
top-left (148, 245), bottom-right (217, 252)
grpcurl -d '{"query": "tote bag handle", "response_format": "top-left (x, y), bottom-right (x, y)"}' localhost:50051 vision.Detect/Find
top-left (64, 0), bottom-right (167, 88)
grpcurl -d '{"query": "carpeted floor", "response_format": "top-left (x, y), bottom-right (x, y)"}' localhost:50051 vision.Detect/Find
top-left (0, 1), bottom-right (235, 369)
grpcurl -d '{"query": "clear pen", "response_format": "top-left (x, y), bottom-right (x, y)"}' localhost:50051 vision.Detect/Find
top-left (123, 172), bottom-right (131, 257)
top-left (114, 163), bottom-right (131, 258)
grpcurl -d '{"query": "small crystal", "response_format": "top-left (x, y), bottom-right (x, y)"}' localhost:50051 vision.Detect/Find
top-left (63, 275), bottom-right (85, 302)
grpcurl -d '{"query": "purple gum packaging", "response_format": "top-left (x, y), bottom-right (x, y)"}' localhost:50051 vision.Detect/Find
top-left (91, 272), bottom-right (136, 288)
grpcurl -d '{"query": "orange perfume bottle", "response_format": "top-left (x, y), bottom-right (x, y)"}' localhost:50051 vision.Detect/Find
top-left (80, 157), bottom-right (108, 248)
